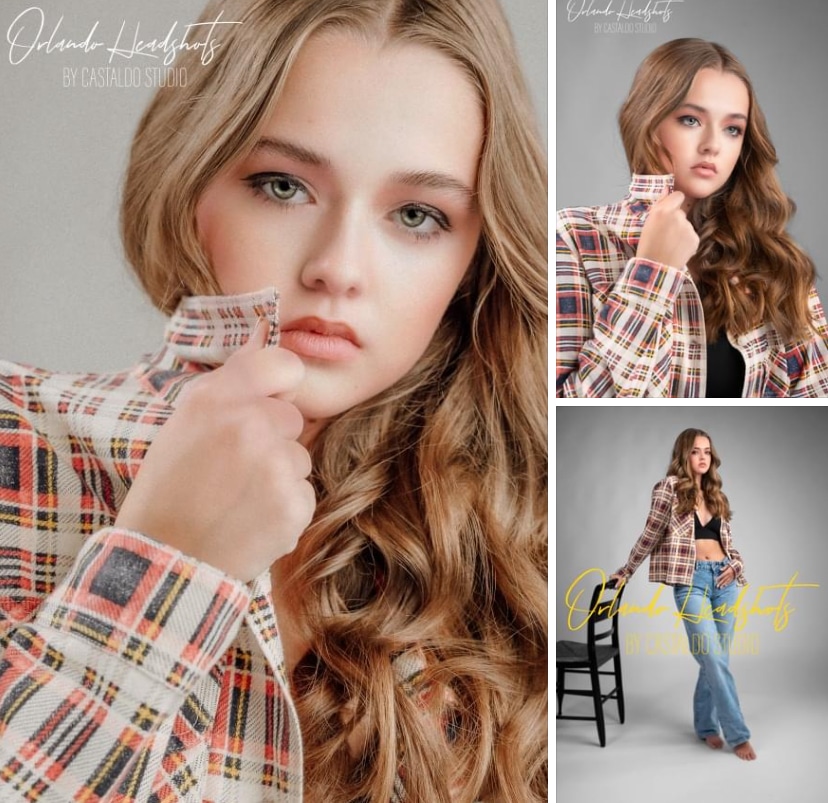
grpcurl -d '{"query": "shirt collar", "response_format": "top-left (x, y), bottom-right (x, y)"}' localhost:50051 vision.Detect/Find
top-left (136, 287), bottom-right (280, 403)
top-left (165, 286), bottom-right (280, 364)
top-left (627, 174), bottom-right (675, 202)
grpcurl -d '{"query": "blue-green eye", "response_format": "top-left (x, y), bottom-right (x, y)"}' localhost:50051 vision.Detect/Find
top-left (268, 177), bottom-right (300, 200)
top-left (246, 173), bottom-right (310, 205)
top-left (401, 206), bottom-right (428, 228)
top-left (395, 204), bottom-right (450, 240)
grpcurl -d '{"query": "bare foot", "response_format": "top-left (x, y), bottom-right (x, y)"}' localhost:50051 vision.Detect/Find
top-left (734, 741), bottom-right (756, 760)
top-left (703, 735), bottom-right (724, 749)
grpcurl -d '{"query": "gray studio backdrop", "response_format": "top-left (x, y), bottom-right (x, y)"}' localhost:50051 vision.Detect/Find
top-left (0, 0), bottom-right (547, 372)
top-left (556, 406), bottom-right (828, 700)
top-left (556, 0), bottom-right (828, 310)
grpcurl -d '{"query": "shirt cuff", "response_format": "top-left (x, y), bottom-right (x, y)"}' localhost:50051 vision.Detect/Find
top-left (35, 528), bottom-right (250, 694)
top-left (616, 258), bottom-right (688, 316)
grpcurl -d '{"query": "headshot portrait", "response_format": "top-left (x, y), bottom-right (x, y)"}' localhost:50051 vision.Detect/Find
top-left (0, 1), bottom-right (548, 800)
top-left (555, 0), bottom-right (828, 397)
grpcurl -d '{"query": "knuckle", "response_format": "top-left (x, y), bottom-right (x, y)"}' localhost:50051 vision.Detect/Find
top-left (269, 347), bottom-right (306, 387)
top-left (270, 398), bottom-right (304, 436)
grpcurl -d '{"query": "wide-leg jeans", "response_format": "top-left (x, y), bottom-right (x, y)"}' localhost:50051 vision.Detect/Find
top-left (673, 560), bottom-right (751, 746)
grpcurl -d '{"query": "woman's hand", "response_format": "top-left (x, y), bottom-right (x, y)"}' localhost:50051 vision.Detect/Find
top-left (115, 320), bottom-right (316, 582)
top-left (715, 565), bottom-right (736, 588)
top-left (637, 190), bottom-right (700, 269)
top-left (608, 572), bottom-right (626, 589)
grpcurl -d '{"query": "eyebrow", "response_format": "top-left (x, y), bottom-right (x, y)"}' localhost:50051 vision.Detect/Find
top-left (390, 169), bottom-right (477, 209)
top-left (250, 136), bottom-right (477, 209)
top-left (678, 103), bottom-right (747, 121)
top-left (251, 136), bottom-right (331, 167)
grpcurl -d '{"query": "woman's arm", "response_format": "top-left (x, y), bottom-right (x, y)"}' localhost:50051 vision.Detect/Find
top-left (555, 212), bottom-right (689, 398)
top-left (0, 402), bottom-right (252, 799)
top-left (723, 524), bottom-right (747, 583)
top-left (612, 478), bottom-right (674, 582)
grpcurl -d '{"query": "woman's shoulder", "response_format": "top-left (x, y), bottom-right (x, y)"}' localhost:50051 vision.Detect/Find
top-left (1, 358), bottom-right (139, 398)
top-left (556, 198), bottom-right (626, 229)
top-left (0, 357), bottom-right (157, 435)
top-left (654, 474), bottom-right (678, 489)
top-left (651, 475), bottom-right (680, 498)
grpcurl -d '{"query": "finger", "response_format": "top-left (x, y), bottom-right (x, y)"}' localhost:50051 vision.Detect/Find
top-left (282, 438), bottom-right (313, 478)
top-left (654, 189), bottom-right (685, 210)
top-left (238, 316), bottom-right (269, 352)
top-left (221, 345), bottom-right (306, 399)
top-left (260, 397), bottom-right (304, 441)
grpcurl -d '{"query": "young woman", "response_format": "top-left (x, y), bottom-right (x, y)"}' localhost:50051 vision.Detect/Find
top-left (556, 37), bottom-right (828, 397)
top-left (609, 428), bottom-right (755, 761)
top-left (0, 1), bottom-right (548, 801)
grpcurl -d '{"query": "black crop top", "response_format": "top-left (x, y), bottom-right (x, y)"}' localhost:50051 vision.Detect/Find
top-left (694, 512), bottom-right (722, 541)
top-left (706, 329), bottom-right (745, 398)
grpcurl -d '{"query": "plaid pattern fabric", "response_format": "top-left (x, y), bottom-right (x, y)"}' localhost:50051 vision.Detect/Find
top-left (614, 476), bottom-right (747, 587)
top-left (0, 287), bottom-right (420, 801)
top-left (556, 173), bottom-right (828, 397)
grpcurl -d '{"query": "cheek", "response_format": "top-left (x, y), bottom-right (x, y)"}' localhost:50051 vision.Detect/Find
top-left (196, 200), bottom-right (270, 294)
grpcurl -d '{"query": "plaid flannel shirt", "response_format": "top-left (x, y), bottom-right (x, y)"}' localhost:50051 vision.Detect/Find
top-left (614, 476), bottom-right (747, 587)
top-left (0, 288), bottom-right (420, 802)
top-left (556, 173), bottom-right (828, 397)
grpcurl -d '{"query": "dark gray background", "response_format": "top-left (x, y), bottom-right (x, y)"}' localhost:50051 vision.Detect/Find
top-left (555, 0), bottom-right (828, 310)
top-left (556, 406), bottom-right (828, 801)
top-left (0, 0), bottom-right (546, 372)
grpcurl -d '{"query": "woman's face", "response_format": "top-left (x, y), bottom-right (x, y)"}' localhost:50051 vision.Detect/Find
top-left (688, 435), bottom-right (712, 480)
top-left (196, 31), bottom-right (483, 423)
top-left (655, 68), bottom-right (749, 210)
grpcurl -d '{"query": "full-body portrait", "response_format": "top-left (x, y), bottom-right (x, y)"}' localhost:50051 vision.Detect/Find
top-left (610, 428), bottom-right (754, 759)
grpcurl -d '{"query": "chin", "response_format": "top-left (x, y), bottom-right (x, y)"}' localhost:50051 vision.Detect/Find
top-left (678, 177), bottom-right (723, 201)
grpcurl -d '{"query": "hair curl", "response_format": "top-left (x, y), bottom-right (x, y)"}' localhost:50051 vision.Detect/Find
top-left (667, 427), bottom-right (731, 520)
top-left (618, 37), bottom-right (817, 343)
top-left (120, 1), bottom-right (548, 800)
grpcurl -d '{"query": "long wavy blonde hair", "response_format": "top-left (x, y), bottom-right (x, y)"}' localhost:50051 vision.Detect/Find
top-left (618, 38), bottom-right (817, 344)
top-left (667, 428), bottom-right (732, 520)
top-left (121, 1), bottom-right (548, 800)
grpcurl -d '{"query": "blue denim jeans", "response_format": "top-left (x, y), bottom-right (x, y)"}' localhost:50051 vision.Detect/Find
top-left (673, 560), bottom-right (751, 746)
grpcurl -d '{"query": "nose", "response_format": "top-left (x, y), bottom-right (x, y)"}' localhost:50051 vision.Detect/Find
top-left (300, 206), bottom-right (367, 297)
top-left (699, 127), bottom-right (721, 156)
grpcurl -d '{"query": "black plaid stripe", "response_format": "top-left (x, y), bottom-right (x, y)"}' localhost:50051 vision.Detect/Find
top-left (85, 738), bottom-right (137, 797)
top-left (117, 743), bottom-right (153, 798)
top-left (145, 571), bottom-right (191, 627)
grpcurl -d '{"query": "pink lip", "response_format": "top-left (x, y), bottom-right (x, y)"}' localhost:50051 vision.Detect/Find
top-left (281, 316), bottom-right (361, 361)
top-left (691, 162), bottom-right (718, 177)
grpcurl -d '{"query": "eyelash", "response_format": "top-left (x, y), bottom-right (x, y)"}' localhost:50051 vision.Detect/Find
top-left (677, 115), bottom-right (744, 138)
top-left (244, 172), bottom-right (452, 241)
